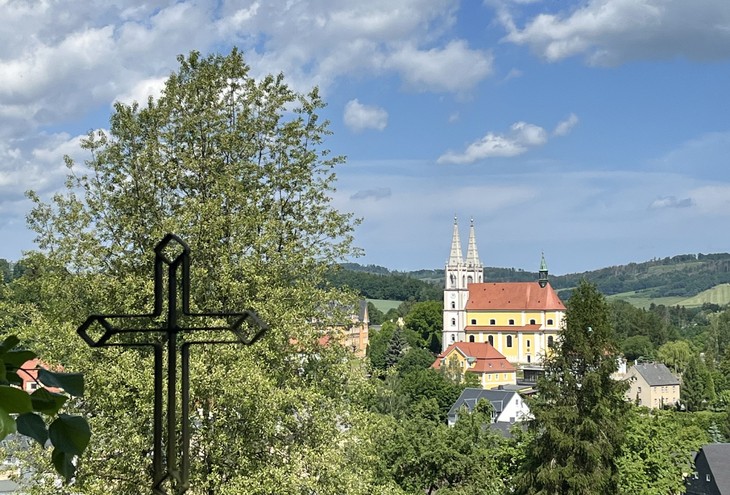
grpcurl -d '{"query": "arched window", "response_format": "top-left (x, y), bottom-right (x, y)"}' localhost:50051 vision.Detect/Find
top-left (548, 336), bottom-right (554, 348)
top-left (451, 318), bottom-right (456, 326)
top-left (529, 319), bottom-right (536, 325)
top-left (508, 319), bottom-right (515, 325)
top-left (507, 336), bottom-right (513, 347)
top-left (547, 319), bottom-right (554, 325)
top-left (527, 340), bottom-right (531, 348)
top-left (527, 355), bottom-right (531, 363)
top-left (450, 274), bottom-right (456, 288)
top-left (488, 335), bottom-right (494, 346)
top-left (467, 275), bottom-right (473, 284)
top-left (451, 334), bottom-right (455, 342)
top-left (469, 335), bottom-right (475, 342)
top-left (451, 301), bottom-right (456, 309)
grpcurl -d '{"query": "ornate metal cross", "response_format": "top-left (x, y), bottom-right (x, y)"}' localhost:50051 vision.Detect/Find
top-left (77, 234), bottom-right (268, 494)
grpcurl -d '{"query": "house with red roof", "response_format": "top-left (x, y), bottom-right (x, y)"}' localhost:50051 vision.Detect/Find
top-left (431, 341), bottom-right (516, 389)
top-left (442, 218), bottom-right (566, 366)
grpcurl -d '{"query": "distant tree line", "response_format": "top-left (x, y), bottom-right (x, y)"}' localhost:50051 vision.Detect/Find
top-left (326, 267), bottom-right (442, 301)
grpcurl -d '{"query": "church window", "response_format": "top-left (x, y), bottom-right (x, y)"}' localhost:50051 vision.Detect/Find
top-left (488, 335), bottom-right (494, 346)
top-left (490, 319), bottom-right (496, 325)
top-left (469, 335), bottom-right (475, 342)
top-left (507, 336), bottom-right (513, 347)
top-left (547, 319), bottom-right (554, 325)
top-left (467, 275), bottom-right (473, 284)
top-left (451, 334), bottom-right (455, 342)
top-left (450, 274), bottom-right (456, 288)
top-left (527, 355), bottom-right (531, 363)
top-left (508, 319), bottom-right (515, 325)
top-left (548, 336), bottom-right (554, 347)
top-left (471, 319), bottom-right (476, 325)
top-left (529, 319), bottom-right (536, 325)
top-left (527, 340), bottom-right (530, 348)
top-left (451, 318), bottom-right (456, 326)
top-left (451, 301), bottom-right (456, 309)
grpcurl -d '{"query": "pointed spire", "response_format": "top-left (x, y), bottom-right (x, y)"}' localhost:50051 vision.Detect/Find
top-left (448, 216), bottom-right (464, 266)
top-left (539, 252), bottom-right (549, 288)
top-left (465, 218), bottom-right (481, 268)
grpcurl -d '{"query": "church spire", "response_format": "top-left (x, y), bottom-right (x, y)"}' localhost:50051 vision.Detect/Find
top-left (465, 218), bottom-right (481, 268)
top-left (538, 252), bottom-right (549, 288)
top-left (448, 216), bottom-right (464, 265)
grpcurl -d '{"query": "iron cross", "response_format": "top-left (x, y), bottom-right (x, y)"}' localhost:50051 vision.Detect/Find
top-left (77, 234), bottom-right (268, 494)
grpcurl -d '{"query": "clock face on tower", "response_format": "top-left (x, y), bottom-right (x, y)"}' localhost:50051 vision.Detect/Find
top-left (450, 293), bottom-right (456, 300)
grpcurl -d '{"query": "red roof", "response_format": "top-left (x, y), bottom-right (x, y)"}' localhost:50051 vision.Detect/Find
top-left (466, 282), bottom-right (565, 311)
top-left (465, 324), bottom-right (543, 333)
top-left (431, 342), bottom-right (515, 373)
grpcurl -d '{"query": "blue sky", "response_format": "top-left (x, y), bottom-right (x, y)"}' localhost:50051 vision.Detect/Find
top-left (1, 1), bottom-right (730, 275)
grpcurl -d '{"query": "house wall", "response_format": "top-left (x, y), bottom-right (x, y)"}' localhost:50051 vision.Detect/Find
top-left (495, 394), bottom-right (531, 423)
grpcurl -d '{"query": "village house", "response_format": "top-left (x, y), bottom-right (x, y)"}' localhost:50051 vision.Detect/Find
top-left (447, 387), bottom-right (531, 427)
top-left (431, 341), bottom-right (516, 389)
top-left (686, 443), bottom-right (730, 494)
top-left (624, 362), bottom-right (680, 408)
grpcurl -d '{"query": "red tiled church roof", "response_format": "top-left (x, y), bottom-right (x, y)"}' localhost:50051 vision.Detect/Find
top-left (465, 282), bottom-right (565, 311)
top-left (431, 342), bottom-right (516, 373)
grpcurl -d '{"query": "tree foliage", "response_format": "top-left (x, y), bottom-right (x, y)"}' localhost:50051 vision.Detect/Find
top-left (516, 281), bottom-right (629, 494)
top-left (10, 49), bottom-right (386, 494)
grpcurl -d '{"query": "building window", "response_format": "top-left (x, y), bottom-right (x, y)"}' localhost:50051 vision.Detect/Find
top-left (707, 474), bottom-right (712, 482)
top-left (527, 355), bottom-right (531, 363)
top-left (488, 335), bottom-right (494, 346)
top-left (507, 336), bottom-right (513, 347)
top-left (451, 318), bottom-right (456, 326)
top-left (529, 319), bottom-right (536, 325)
top-left (471, 319), bottom-right (477, 325)
top-left (451, 334), bottom-right (455, 342)
top-left (451, 301), bottom-right (456, 309)
top-left (469, 335), bottom-right (475, 342)
top-left (548, 336), bottom-right (554, 347)
top-left (508, 319), bottom-right (515, 325)
top-left (638, 387), bottom-right (642, 393)
top-left (490, 319), bottom-right (496, 325)
top-left (527, 340), bottom-right (530, 348)
top-left (547, 319), bottom-right (554, 325)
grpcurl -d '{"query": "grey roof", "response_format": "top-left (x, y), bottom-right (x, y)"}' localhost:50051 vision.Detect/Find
top-left (702, 443), bottom-right (730, 492)
top-left (448, 387), bottom-right (516, 419)
top-left (632, 362), bottom-right (680, 386)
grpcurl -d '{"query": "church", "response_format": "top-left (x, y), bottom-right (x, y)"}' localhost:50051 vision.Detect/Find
top-left (442, 218), bottom-right (566, 366)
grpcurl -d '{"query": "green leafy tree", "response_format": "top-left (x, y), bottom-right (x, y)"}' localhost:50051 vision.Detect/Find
top-left (404, 300), bottom-right (443, 353)
top-left (682, 355), bottom-right (715, 411)
top-left (0, 335), bottom-right (89, 482)
top-left (516, 281), bottom-right (629, 495)
top-left (367, 301), bottom-right (385, 325)
top-left (396, 347), bottom-right (436, 376)
top-left (12, 49), bottom-right (391, 494)
top-left (657, 340), bottom-right (693, 375)
top-left (620, 335), bottom-right (655, 362)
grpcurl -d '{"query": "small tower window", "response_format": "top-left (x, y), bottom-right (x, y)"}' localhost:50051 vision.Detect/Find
top-left (488, 335), bottom-right (494, 346)
top-left (508, 319), bottom-right (515, 325)
top-left (451, 301), bottom-right (456, 309)
top-left (471, 319), bottom-right (477, 325)
top-left (451, 318), bottom-right (456, 326)
top-left (450, 274), bottom-right (456, 288)
top-left (451, 334), bottom-right (455, 342)
top-left (527, 355), bottom-right (531, 363)
top-left (529, 319), bottom-right (536, 325)
top-left (507, 336), bottom-right (513, 347)
top-left (527, 340), bottom-right (530, 348)
top-left (469, 335), bottom-right (475, 342)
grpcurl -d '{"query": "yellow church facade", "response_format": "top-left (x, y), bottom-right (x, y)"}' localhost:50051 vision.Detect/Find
top-left (442, 219), bottom-right (566, 366)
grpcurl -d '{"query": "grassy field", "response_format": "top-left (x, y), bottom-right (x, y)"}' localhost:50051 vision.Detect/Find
top-left (608, 284), bottom-right (730, 309)
top-left (368, 299), bottom-right (402, 313)
top-left (680, 284), bottom-right (730, 307)
top-left (606, 291), bottom-right (685, 309)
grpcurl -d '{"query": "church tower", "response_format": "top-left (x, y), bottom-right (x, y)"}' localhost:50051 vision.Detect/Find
top-left (442, 218), bottom-right (483, 350)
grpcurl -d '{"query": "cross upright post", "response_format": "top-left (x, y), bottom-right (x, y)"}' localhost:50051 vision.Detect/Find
top-left (78, 234), bottom-right (268, 494)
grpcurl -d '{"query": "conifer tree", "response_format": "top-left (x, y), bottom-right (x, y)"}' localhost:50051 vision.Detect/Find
top-left (516, 281), bottom-right (629, 495)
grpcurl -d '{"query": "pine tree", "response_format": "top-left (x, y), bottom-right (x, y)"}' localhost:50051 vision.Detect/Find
top-left (681, 355), bottom-right (714, 411)
top-left (516, 281), bottom-right (629, 495)
top-left (385, 327), bottom-right (408, 368)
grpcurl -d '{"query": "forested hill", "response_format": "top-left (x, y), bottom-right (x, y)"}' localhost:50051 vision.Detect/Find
top-left (331, 253), bottom-right (730, 302)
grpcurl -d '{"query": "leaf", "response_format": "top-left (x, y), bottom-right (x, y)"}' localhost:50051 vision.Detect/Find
top-left (0, 406), bottom-right (16, 441)
top-left (0, 384), bottom-right (33, 413)
top-left (38, 369), bottom-right (84, 397)
top-left (30, 388), bottom-right (67, 415)
top-left (52, 447), bottom-right (76, 482)
top-left (4, 349), bottom-right (37, 368)
top-left (17, 412), bottom-right (48, 447)
top-left (49, 414), bottom-right (91, 456)
top-left (0, 336), bottom-right (20, 356)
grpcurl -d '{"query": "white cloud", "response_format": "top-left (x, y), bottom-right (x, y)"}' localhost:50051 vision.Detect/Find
top-left (553, 113), bottom-right (578, 136)
top-left (437, 121), bottom-right (548, 164)
top-left (649, 196), bottom-right (694, 209)
top-left (385, 40), bottom-right (493, 93)
top-left (115, 77), bottom-right (167, 107)
top-left (343, 100), bottom-right (388, 133)
top-left (500, 0), bottom-right (730, 65)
